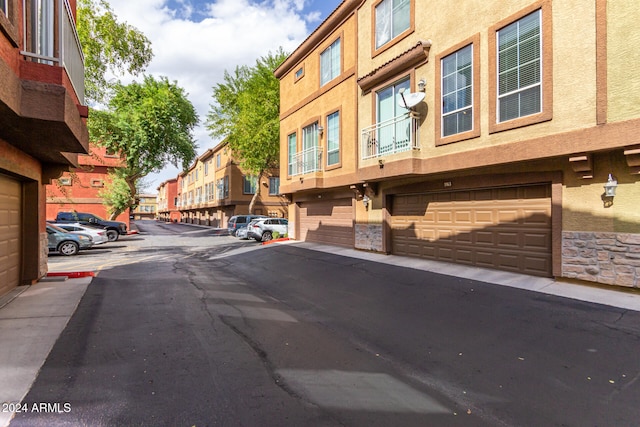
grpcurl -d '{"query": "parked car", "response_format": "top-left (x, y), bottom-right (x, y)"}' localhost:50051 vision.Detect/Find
top-left (227, 215), bottom-right (267, 237)
top-left (51, 222), bottom-right (109, 245)
top-left (236, 219), bottom-right (261, 239)
top-left (55, 211), bottom-right (127, 242)
top-left (46, 224), bottom-right (92, 256)
top-left (247, 218), bottom-right (288, 242)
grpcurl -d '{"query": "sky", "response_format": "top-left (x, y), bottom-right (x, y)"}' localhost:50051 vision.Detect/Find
top-left (103, 0), bottom-right (343, 192)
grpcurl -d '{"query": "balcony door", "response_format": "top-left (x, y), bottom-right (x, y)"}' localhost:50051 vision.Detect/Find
top-left (376, 78), bottom-right (410, 155)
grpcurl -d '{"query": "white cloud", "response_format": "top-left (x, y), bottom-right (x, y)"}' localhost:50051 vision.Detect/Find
top-left (103, 0), bottom-right (320, 188)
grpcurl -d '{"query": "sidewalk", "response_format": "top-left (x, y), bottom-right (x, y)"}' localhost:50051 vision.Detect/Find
top-left (0, 275), bottom-right (91, 427)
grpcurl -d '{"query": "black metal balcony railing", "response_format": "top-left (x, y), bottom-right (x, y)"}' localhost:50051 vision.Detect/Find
top-left (21, 0), bottom-right (85, 104)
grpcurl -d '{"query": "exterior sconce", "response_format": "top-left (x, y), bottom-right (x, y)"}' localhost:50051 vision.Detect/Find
top-left (604, 174), bottom-right (618, 197)
top-left (417, 78), bottom-right (426, 92)
top-left (362, 195), bottom-right (370, 209)
top-left (317, 125), bottom-right (324, 136)
top-left (602, 174), bottom-right (618, 208)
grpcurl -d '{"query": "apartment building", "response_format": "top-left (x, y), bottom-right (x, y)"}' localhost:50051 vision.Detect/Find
top-left (157, 178), bottom-right (179, 222)
top-left (177, 141), bottom-right (286, 227)
top-left (45, 145), bottom-right (130, 227)
top-left (276, 0), bottom-right (640, 288)
top-left (0, 0), bottom-right (89, 296)
top-left (131, 194), bottom-right (157, 220)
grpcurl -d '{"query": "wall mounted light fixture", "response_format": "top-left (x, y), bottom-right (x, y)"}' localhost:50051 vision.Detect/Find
top-left (418, 78), bottom-right (426, 92)
top-left (362, 195), bottom-right (370, 209)
top-left (604, 174), bottom-right (618, 197)
top-left (602, 173), bottom-right (618, 208)
top-left (317, 125), bottom-right (324, 136)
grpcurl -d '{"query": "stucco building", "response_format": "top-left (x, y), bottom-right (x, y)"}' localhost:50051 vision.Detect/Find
top-left (276, 0), bottom-right (640, 288)
top-left (157, 178), bottom-right (180, 222)
top-left (1, 0), bottom-right (88, 296)
top-left (177, 141), bottom-right (286, 227)
top-left (45, 145), bottom-right (130, 227)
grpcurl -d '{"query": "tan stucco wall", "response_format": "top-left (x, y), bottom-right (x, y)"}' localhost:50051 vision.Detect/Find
top-left (563, 152), bottom-right (640, 233)
top-left (606, 0), bottom-right (640, 123)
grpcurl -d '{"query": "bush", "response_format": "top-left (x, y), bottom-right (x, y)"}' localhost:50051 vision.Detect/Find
top-left (272, 231), bottom-right (281, 239)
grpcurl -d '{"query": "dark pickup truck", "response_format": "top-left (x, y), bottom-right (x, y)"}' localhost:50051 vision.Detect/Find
top-left (55, 212), bottom-right (127, 242)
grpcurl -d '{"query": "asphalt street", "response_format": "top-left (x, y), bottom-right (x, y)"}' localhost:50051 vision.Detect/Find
top-left (9, 220), bottom-right (640, 426)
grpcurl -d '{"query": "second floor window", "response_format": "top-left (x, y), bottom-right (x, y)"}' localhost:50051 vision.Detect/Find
top-left (497, 9), bottom-right (542, 123)
top-left (320, 38), bottom-right (341, 86)
top-left (375, 0), bottom-right (410, 49)
top-left (216, 154), bottom-right (221, 168)
top-left (269, 177), bottom-right (280, 195)
top-left (287, 133), bottom-right (297, 176)
top-left (442, 44), bottom-right (473, 137)
top-left (326, 111), bottom-right (340, 166)
top-left (1, 0), bottom-right (7, 16)
top-left (243, 176), bottom-right (258, 194)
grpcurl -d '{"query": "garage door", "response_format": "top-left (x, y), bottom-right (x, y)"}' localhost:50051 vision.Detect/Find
top-left (299, 198), bottom-right (354, 247)
top-left (391, 185), bottom-right (552, 277)
top-left (0, 174), bottom-right (21, 296)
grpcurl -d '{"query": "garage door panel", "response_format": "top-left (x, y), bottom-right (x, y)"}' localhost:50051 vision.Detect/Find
top-left (299, 199), bottom-right (354, 247)
top-left (391, 184), bottom-right (552, 277)
top-left (0, 174), bottom-right (21, 296)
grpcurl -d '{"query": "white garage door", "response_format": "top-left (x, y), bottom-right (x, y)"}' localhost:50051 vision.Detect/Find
top-left (0, 174), bottom-right (21, 296)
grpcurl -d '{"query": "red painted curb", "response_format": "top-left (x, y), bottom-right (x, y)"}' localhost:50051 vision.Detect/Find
top-left (47, 271), bottom-right (95, 278)
top-left (262, 238), bottom-right (290, 246)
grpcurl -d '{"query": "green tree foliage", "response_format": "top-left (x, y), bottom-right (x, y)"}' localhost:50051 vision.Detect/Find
top-left (77, 0), bottom-right (153, 104)
top-left (98, 170), bottom-right (133, 218)
top-left (206, 48), bottom-right (288, 213)
top-left (89, 76), bottom-right (199, 218)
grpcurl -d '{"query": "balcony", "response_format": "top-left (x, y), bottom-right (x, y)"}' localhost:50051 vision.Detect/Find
top-left (289, 146), bottom-right (323, 177)
top-left (21, 0), bottom-right (85, 105)
top-left (361, 113), bottom-right (420, 160)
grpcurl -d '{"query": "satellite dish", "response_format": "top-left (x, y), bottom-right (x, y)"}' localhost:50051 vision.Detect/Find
top-left (398, 91), bottom-right (425, 110)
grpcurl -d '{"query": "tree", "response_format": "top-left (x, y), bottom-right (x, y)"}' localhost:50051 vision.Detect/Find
top-left (206, 48), bottom-right (288, 214)
top-left (77, 0), bottom-right (154, 104)
top-left (88, 75), bottom-right (199, 219)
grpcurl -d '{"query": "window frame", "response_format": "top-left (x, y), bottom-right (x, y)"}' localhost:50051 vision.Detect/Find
top-left (435, 35), bottom-right (481, 146)
top-left (243, 175), bottom-right (258, 195)
top-left (320, 37), bottom-right (342, 87)
top-left (269, 177), bottom-right (280, 195)
top-left (489, 0), bottom-right (552, 134)
top-left (325, 109), bottom-right (341, 169)
top-left (287, 132), bottom-right (297, 177)
top-left (371, 0), bottom-right (415, 57)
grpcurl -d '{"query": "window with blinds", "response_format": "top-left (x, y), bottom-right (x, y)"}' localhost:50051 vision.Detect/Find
top-left (497, 10), bottom-right (542, 122)
top-left (326, 111), bottom-right (340, 166)
top-left (442, 44), bottom-right (473, 137)
top-left (320, 38), bottom-right (341, 86)
top-left (375, 0), bottom-right (410, 49)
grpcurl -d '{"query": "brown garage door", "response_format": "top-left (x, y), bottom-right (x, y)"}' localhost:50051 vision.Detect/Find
top-left (391, 185), bottom-right (552, 277)
top-left (0, 174), bottom-right (21, 296)
top-left (299, 198), bottom-right (354, 247)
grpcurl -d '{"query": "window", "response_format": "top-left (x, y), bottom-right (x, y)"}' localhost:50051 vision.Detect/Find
top-left (204, 161), bottom-right (209, 176)
top-left (375, 0), bottom-right (410, 49)
top-left (320, 38), bottom-right (341, 86)
top-left (269, 177), bottom-right (280, 195)
top-left (287, 133), bottom-right (297, 176)
top-left (376, 78), bottom-right (410, 153)
top-left (216, 154), bottom-right (221, 168)
top-left (497, 10), bottom-right (541, 122)
top-left (326, 111), bottom-right (340, 166)
top-left (295, 67), bottom-right (304, 81)
top-left (442, 44), bottom-right (473, 137)
top-left (1, 0), bottom-right (7, 16)
top-left (243, 176), bottom-right (258, 194)
top-left (59, 177), bottom-right (71, 186)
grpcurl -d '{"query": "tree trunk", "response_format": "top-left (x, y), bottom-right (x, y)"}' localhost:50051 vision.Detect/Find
top-left (248, 172), bottom-right (263, 215)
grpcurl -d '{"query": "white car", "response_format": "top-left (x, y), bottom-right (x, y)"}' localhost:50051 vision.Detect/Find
top-left (51, 222), bottom-right (109, 245)
top-left (247, 218), bottom-right (288, 242)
